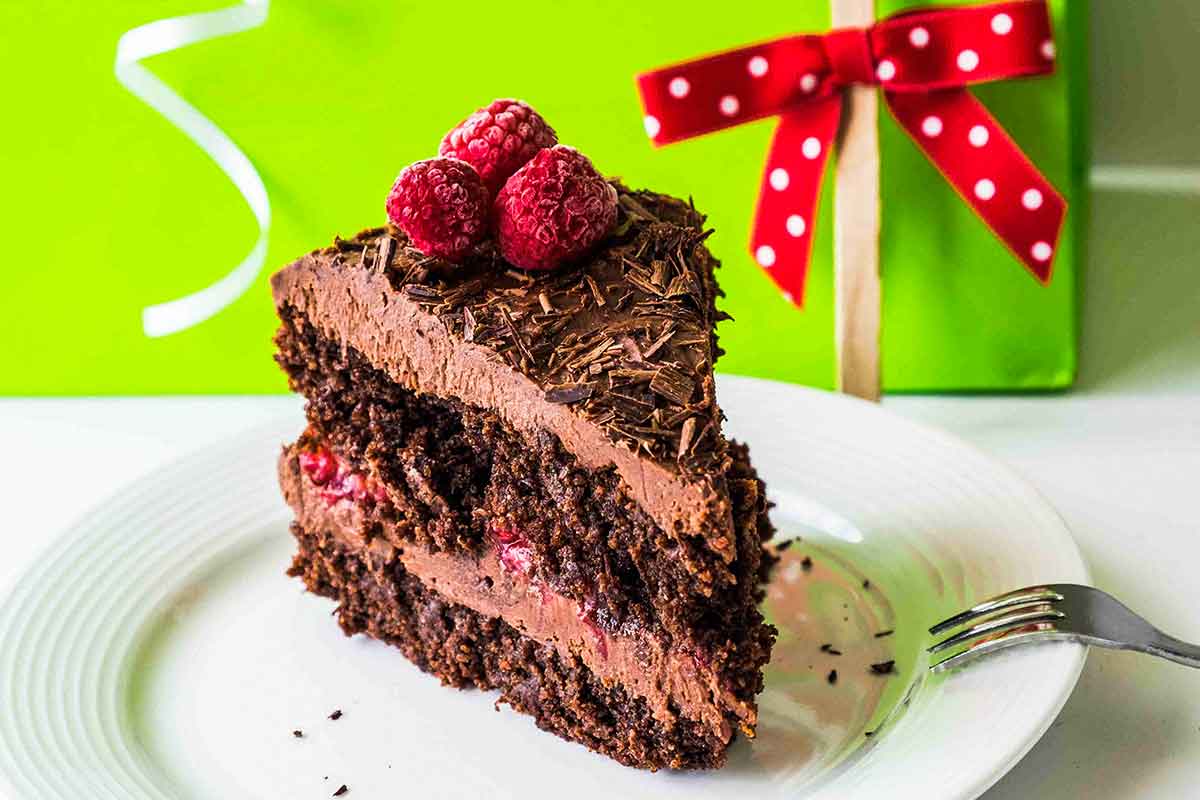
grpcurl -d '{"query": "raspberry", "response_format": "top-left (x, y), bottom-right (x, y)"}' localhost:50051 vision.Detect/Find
top-left (439, 99), bottom-right (557, 194)
top-left (494, 146), bottom-right (618, 271)
top-left (385, 157), bottom-right (489, 262)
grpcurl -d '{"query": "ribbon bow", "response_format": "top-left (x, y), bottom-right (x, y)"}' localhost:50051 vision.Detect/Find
top-left (637, 0), bottom-right (1066, 305)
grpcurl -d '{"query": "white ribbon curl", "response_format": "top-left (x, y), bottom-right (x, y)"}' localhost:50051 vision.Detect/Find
top-left (115, 1), bottom-right (271, 338)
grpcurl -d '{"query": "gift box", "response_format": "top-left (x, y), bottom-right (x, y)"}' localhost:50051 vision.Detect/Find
top-left (0, 0), bottom-right (1086, 395)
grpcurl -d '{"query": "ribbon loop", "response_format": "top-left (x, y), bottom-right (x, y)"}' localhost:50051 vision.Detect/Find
top-left (636, 0), bottom-right (1066, 307)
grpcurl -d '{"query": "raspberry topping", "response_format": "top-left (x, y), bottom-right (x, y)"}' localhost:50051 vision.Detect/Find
top-left (439, 99), bottom-right (557, 194)
top-left (494, 525), bottom-right (534, 577)
top-left (385, 157), bottom-right (489, 263)
top-left (494, 145), bottom-right (618, 271)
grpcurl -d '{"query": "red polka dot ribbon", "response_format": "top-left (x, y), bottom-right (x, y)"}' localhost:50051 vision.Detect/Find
top-left (637, 0), bottom-right (1066, 306)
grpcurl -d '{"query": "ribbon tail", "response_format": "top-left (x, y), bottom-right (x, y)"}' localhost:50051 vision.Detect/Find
top-left (750, 96), bottom-right (842, 306)
top-left (885, 88), bottom-right (1066, 283)
top-left (115, 0), bottom-right (272, 338)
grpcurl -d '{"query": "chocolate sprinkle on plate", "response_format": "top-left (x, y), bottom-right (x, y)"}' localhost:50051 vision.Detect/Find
top-left (827, 669), bottom-right (838, 685)
top-left (329, 709), bottom-right (343, 721)
top-left (819, 643), bottom-right (842, 656)
top-left (333, 785), bottom-right (348, 797)
top-left (869, 660), bottom-right (896, 675)
top-left (800, 555), bottom-right (813, 571)
top-left (292, 730), bottom-right (303, 738)
top-left (874, 629), bottom-right (895, 639)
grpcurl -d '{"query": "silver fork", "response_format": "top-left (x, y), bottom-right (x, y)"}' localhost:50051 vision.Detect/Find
top-left (928, 583), bottom-right (1200, 673)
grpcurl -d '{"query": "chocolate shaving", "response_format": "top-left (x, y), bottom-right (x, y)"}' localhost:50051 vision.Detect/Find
top-left (498, 306), bottom-right (535, 367)
top-left (608, 390), bottom-right (656, 423)
top-left (376, 235), bottom-right (394, 272)
top-left (462, 306), bottom-right (477, 342)
top-left (650, 365), bottom-right (695, 405)
top-left (642, 324), bottom-right (676, 359)
top-left (545, 383), bottom-right (595, 404)
top-left (404, 284), bottom-right (442, 301)
top-left (538, 292), bottom-right (554, 314)
top-left (677, 416), bottom-right (696, 460)
top-left (584, 274), bottom-right (607, 306)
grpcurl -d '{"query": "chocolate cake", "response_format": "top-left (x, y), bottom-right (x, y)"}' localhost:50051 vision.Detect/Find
top-left (271, 114), bottom-right (775, 769)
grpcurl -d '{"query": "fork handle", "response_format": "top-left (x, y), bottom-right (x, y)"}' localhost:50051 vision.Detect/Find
top-left (1139, 631), bottom-right (1200, 669)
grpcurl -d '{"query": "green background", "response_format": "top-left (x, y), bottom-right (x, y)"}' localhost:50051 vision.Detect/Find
top-left (0, 0), bottom-right (1086, 395)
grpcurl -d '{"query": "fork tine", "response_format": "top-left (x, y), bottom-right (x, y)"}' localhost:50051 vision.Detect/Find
top-left (930, 628), bottom-right (1069, 673)
top-left (928, 606), bottom-right (1065, 654)
top-left (928, 586), bottom-right (1064, 635)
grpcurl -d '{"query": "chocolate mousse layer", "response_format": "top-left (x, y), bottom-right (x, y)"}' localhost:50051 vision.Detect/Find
top-left (279, 443), bottom-right (767, 742)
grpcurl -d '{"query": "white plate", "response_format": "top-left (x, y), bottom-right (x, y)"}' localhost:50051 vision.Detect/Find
top-left (0, 377), bottom-right (1088, 799)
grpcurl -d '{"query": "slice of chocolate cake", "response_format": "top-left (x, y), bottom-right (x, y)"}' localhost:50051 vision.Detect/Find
top-left (271, 103), bottom-right (774, 770)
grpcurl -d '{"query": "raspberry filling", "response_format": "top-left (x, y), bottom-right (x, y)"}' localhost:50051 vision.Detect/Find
top-left (298, 445), bottom-right (387, 507)
top-left (493, 525), bottom-right (534, 577)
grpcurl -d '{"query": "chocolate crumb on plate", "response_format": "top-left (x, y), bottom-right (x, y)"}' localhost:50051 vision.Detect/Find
top-left (869, 660), bottom-right (896, 675)
top-left (827, 669), bottom-right (838, 685)
top-left (292, 730), bottom-right (303, 738)
top-left (333, 785), bottom-right (348, 797)
top-left (801, 555), bottom-right (813, 571)
top-left (329, 709), bottom-right (343, 721)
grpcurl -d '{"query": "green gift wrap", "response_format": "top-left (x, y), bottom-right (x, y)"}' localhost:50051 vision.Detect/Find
top-left (0, 0), bottom-right (1087, 395)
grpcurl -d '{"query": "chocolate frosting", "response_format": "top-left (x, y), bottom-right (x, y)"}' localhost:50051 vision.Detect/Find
top-left (279, 448), bottom-right (753, 740)
top-left (270, 188), bottom-right (736, 555)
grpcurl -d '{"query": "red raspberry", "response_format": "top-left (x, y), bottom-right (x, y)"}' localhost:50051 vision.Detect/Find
top-left (385, 157), bottom-right (489, 262)
top-left (494, 146), bottom-right (618, 271)
top-left (439, 99), bottom-right (557, 194)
